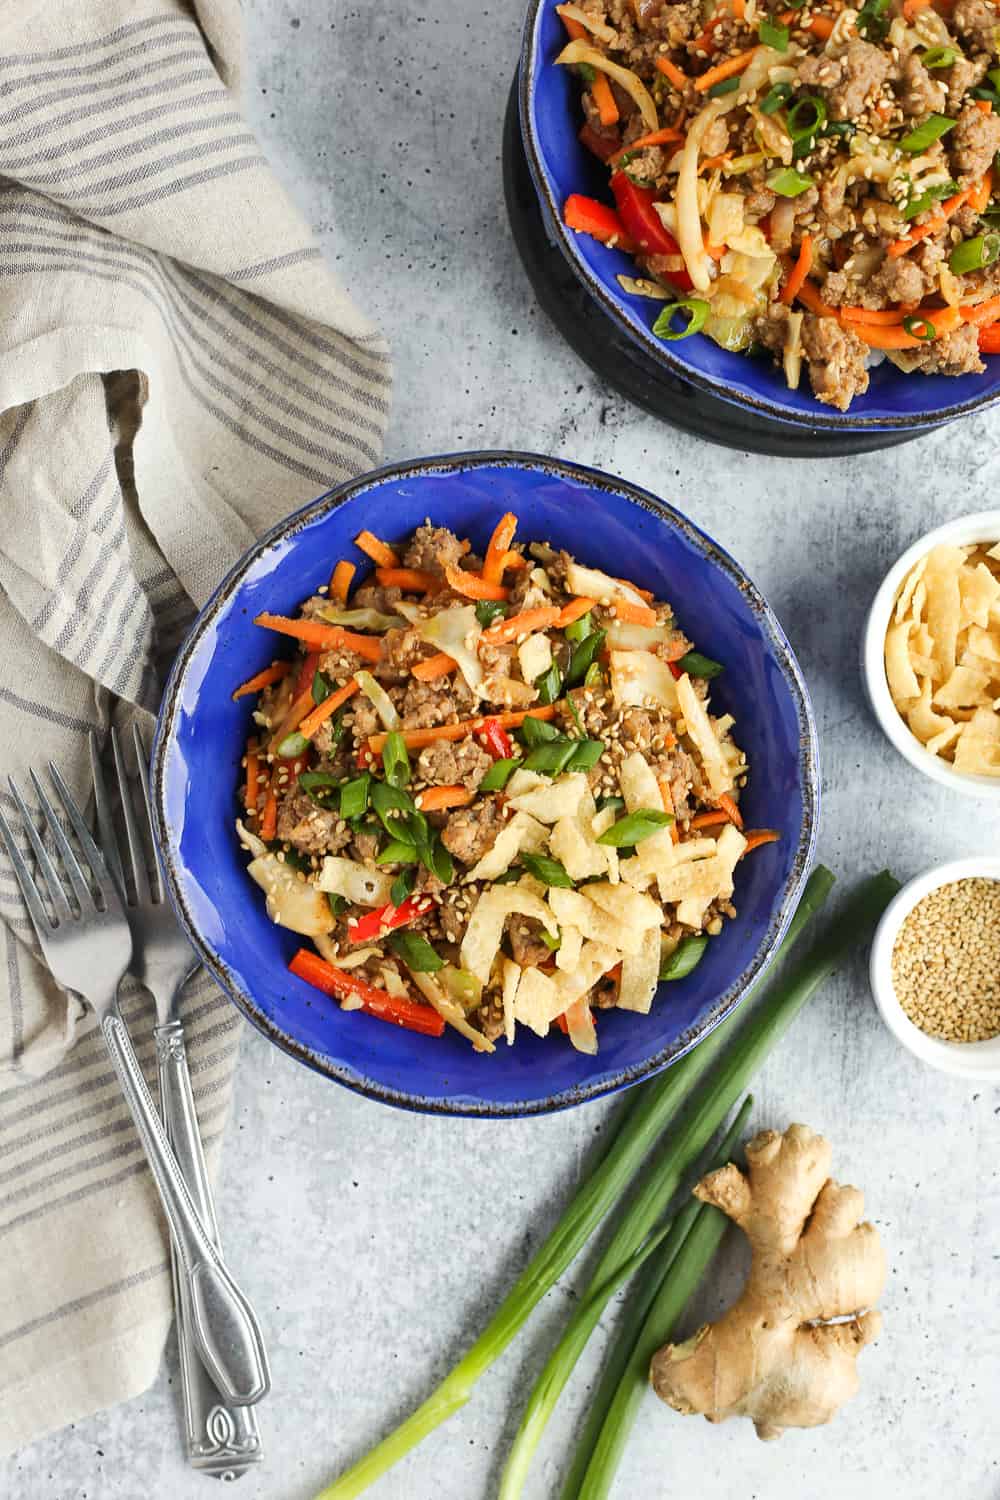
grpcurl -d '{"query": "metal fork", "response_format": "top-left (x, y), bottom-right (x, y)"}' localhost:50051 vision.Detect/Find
top-left (91, 727), bottom-right (264, 1477)
top-left (0, 764), bottom-right (269, 1415)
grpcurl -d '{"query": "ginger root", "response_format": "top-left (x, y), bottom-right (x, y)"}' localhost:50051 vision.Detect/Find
top-left (650, 1123), bottom-right (885, 1441)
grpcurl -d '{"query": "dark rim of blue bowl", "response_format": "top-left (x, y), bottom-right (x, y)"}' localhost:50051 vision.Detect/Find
top-left (152, 451), bottom-right (820, 1118)
top-left (518, 0), bottom-right (1000, 434)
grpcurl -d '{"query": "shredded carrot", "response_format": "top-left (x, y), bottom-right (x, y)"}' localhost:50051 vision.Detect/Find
top-left (482, 512), bottom-right (518, 585)
top-left (887, 188), bottom-right (969, 258)
top-left (690, 810), bottom-right (729, 829)
top-left (557, 6), bottom-right (588, 39)
top-left (840, 306), bottom-right (907, 326)
top-left (501, 551), bottom-right (528, 572)
top-left (615, 576), bottom-right (654, 602)
top-left (718, 792), bottom-right (744, 830)
top-left (330, 559), bottom-right (355, 604)
top-left (297, 677), bottom-right (360, 742)
top-left (443, 564), bottom-right (509, 602)
top-left (658, 776), bottom-right (681, 845)
top-left (556, 596), bottom-right (598, 628)
top-left (354, 530), bottom-right (397, 568)
top-left (960, 293), bottom-right (1000, 325)
top-left (375, 566), bottom-right (440, 593)
top-left (269, 686), bottom-right (318, 752)
top-left (411, 652), bottom-right (458, 682)
top-left (481, 605), bottom-right (563, 646)
top-left (694, 47), bottom-right (759, 92)
top-left (974, 97), bottom-right (993, 116)
top-left (979, 323), bottom-right (1000, 352)
top-left (902, 0), bottom-right (930, 17)
top-left (655, 56), bottom-right (689, 91)
top-left (742, 829), bottom-right (781, 855)
top-left (614, 598), bottom-right (658, 627)
top-left (591, 70), bottom-right (620, 128)
top-left (732, 0), bottom-right (745, 18)
top-left (368, 704), bottom-right (559, 755)
top-left (780, 234), bottom-right (813, 307)
top-left (692, 12), bottom-right (726, 51)
top-left (611, 123), bottom-right (684, 164)
top-left (968, 170), bottom-right (992, 212)
top-left (245, 739), bottom-right (260, 816)
top-left (807, 13), bottom-right (836, 38)
top-left (232, 661), bottom-right (292, 701)
top-left (259, 781), bottom-right (278, 842)
top-left (253, 612), bottom-right (382, 660)
top-left (414, 784), bottom-right (474, 812)
top-left (851, 306), bottom-right (962, 349)
top-left (699, 156), bottom-right (733, 177)
top-left (784, 264), bottom-right (838, 318)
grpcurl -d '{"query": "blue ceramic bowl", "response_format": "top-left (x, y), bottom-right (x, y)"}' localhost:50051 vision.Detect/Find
top-left (152, 453), bottom-right (819, 1117)
top-left (519, 0), bottom-right (1000, 433)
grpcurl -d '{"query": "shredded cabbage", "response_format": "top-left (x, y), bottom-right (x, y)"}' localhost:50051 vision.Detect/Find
top-left (419, 603), bottom-right (484, 696)
top-left (555, 39), bottom-right (659, 132)
top-left (555, 2), bottom-right (616, 42)
top-left (320, 605), bottom-right (405, 631)
top-left (460, 882), bottom-right (558, 984)
top-left (409, 970), bottom-right (495, 1053)
top-left (605, 619), bottom-right (670, 650)
top-left (316, 856), bottom-right (393, 907)
top-left (609, 648), bottom-right (678, 710)
top-left (784, 309), bottom-right (804, 390)
top-left (676, 673), bottom-right (734, 798)
top-left (355, 670), bottom-right (400, 731)
top-left (564, 559), bottom-right (647, 609)
top-left (247, 854), bottom-right (334, 937)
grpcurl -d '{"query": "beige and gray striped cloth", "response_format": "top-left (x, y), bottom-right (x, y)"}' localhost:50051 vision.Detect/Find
top-left (0, 0), bottom-right (390, 1457)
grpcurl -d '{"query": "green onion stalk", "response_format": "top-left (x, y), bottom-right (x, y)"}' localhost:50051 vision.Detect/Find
top-left (312, 866), bottom-right (837, 1500)
top-left (564, 869), bottom-right (901, 1500)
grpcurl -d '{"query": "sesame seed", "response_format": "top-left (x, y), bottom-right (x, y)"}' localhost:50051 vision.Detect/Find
top-left (891, 878), bottom-right (1000, 1043)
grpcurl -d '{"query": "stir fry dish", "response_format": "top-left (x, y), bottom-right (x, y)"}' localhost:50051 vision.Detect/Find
top-left (234, 514), bottom-right (778, 1055)
top-left (554, 0), bottom-right (1000, 409)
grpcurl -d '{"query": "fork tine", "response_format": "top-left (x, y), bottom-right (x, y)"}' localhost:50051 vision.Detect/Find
top-left (111, 726), bottom-right (151, 905)
top-left (0, 806), bottom-right (54, 943)
top-left (7, 778), bottom-right (72, 924)
top-left (131, 724), bottom-right (163, 903)
top-left (89, 732), bottom-right (126, 900)
top-left (47, 759), bottom-right (115, 911)
top-left (29, 770), bottom-right (96, 915)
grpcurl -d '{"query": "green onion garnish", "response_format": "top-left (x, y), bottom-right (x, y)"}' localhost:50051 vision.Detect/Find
top-left (660, 934), bottom-right (710, 982)
top-left (475, 599), bottom-right (507, 627)
top-left (298, 770), bottom-right (342, 806)
top-left (535, 662), bottom-right (563, 706)
top-left (759, 81), bottom-right (792, 115)
top-left (275, 730), bottom-right (309, 759)
top-left (707, 75), bottom-right (741, 97)
top-left (539, 928), bottom-right (562, 953)
top-left (387, 931), bottom-right (444, 973)
top-left (856, 0), bottom-right (889, 39)
top-left (520, 713), bottom-right (561, 747)
top-left (339, 772), bottom-right (371, 820)
top-left (576, 60), bottom-right (597, 83)
top-left (390, 866), bottom-right (417, 906)
top-left (786, 95), bottom-right (826, 142)
top-left (479, 757), bottom-right (521, 791)
top-left (949, 232), bottom-right (1000, 274)
top-left (596, 794), bottom-right (625, 813)
top-left (899, 113), bottom-right (956, 154)
top-left (381, 731), bottom-right (411, 788)
top-left (375, 838), bottom-right (417, 866)
top-left (522, 740), bottom-right (580, 776)
top-left (566, 628), bottom-right (607, 686)
top-left (758, 16), bottom-right (789, 48)
top-left (370, 781), bottom-right (427, 846)
top-left (902, 179), bottom-right (958, 220)
top-left (520, 851), bottom-right (575, 889)
top-left (902, 313), bottom-right (937, 341)
top-left (677, 650), bottom-right (724, 679)
top-left (567, 738), bottom-right (605, 771)
top-left (421, 836), bottom-right (454, 886)
top-left (312, 669), bottom-right (332, 704)
top-left (596, 808), bottom-right (673, 847)
top-left (652, 297), bottom-right (710, 340)
top-left (583, 660), bottom-right (603, 688)
top-left (921, 44), bottom-right (957, 69)
top-left (564, 611), bottom-right (592, 644)
top-left (766, 166), bottom-right (814, 198)
top-left (327, 891), bottom-right (349, 916)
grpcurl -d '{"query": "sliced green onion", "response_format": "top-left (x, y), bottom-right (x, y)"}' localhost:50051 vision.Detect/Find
top-left (381, 731), bottom-right (411, 788)
top-left (899, 113), bottom-right (956, 154)
top-left (970, 84), bottom-right (1000, 101)
top-left (539, 928), bottom-right (562, 953)
top-left (949, 232), bottom-right (1000, 274)
top-left (820, 120), bottom-right (856, 139)
top-left (758, 15), bottom-right (789, 48)
top-left (766, 166), bottom-right (814, 198)
top-left (312, 669), bottom-right (333, 704)
top-left (856, 0), bottom-right (889, 39)
top-left (660, 934), bottom-right (709, 982)
top-left (577, 60), bottom-right (597, 82)
top-left (567, 738), bottom-right (605, 771)
top-left (522, 739), bottom-right (580, 775)
top-left (391, 866), bottom-right (417, 906)
top-left (520, 851), bottom-right (575, 889)
top-left (315, 866), bottom-right (861, 1500)
top-left (327, 892), bottom-right (349, 916)
top-left (652, 298), bottom-right (710, 340)
top-left (990, 67), bottom-right (1000, 90)
top-left (520, 714), bottom-right (561, 747)
top-left (566, 628), bottom-right (607, 686)
top-left (921, 44), bottom-right (957, 68)
top-left (339, 773), bottom-right (371, 821)
top-left (759, 81), bottom-right (792, 115)
top-left (388, 931), bottom-right (444, 972)
top-left (564, 611), bottom-right (593, 644)
top-left (596, 808), bottom-right (673, 847)
top-left (276, 730), bottom-right (309, 759)
top-left (902, 313), bottom-right (937, 341)
top-left (584, 660), bottom-right (603, 688)
top-left (418, 836), bottom-right (453, 886)
top-left (298, 770), bottom-right (342, 806)
top-left (370, 780), bottom-right (427, 847)
top-left (677, 650), bottom-right (724, 678)
top-left (475, 599), bottom-right (507, 628)
top-left (786, 94), bottom-right (826, 142)
top-left (535, 662), bottom-right (563, 706)
top-left (707, 75), bottom-right (741, 97)
top-left (902, 179), bottom-right (958, 220)
top-left (566, 691), bottom-right (585, 734)
top-left (375, 839), bottom-right (416, 866)
top-left (596, 794), bottom-right (625, 813)
top-left (480, 757), bottom-right (521, 791)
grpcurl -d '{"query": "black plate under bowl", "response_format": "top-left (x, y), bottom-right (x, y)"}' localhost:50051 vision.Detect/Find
top-left (503, 78), bottom-right (922, 458)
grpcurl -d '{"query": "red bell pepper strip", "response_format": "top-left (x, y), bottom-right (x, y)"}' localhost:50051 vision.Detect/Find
top-left (292, 649), bottom-right (322, 700)
top-left (979, 324), bottom-right (1000, 353)
top-left (289, 949), bottom-right (446, 1037)
top-left (480, 717), bottom-right (514, 760)
top-left (347, 893), bottom-right (435, 944)
top-left (609, 172), bottom-right (694, 289)
top-left (564, 194), bottom-right (637, 253)
top-left (578, 122), bottom-right (620, 163)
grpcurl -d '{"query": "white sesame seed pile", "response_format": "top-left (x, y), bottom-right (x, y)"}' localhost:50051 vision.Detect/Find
top-left (891, 878), bottom-right (1000, 1044)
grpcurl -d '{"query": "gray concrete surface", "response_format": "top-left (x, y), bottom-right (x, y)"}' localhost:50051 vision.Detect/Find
top-left (5, 1), bottom-right (1000, 1496)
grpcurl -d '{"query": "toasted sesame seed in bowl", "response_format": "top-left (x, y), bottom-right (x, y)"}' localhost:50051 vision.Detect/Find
top-left (870, 858), bottom-right (1000, 1081)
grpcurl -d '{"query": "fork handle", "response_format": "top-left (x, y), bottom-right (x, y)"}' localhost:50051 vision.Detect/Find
top-left (157, 1020), bottom-right (263, 1476)
top-left (101, 1012), bottom-right (271, 1406)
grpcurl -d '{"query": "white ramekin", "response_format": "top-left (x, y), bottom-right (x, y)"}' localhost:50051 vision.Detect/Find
top-left (869, 857), bottom-right (1000, 1080)
top-left (861, 510), bottom-right (1000, 800)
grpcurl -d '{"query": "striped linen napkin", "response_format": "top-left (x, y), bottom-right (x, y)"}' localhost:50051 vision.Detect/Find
top-left (0, 0), bottom-right (390, 1456)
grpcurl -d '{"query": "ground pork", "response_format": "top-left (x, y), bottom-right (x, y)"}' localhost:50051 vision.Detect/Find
top-left (351, 582), bottom-right (403, 615)
top-left (898, 53), bottom-right (947, 118)
top-left (318, 645), bottom-right (370, 683)
top-left (437, 883), bottom-right (477, 944)
top-left (950, 101), bottom-right (1000, 184)
top-left (895, 322), bottom-right (986, 375)
top-left (946, 54), bottom-right (988, 109)
top-left (440, 795), bottom-right (505, 866)
top-left (801, 314), bottom-right (871, 410)
top-left (347, 697), bottom-right (381, 740)
top-left (350, 826), bottom-right (380, 864)
top-left (797, 40), bottom-right (890, 120)
top-left (508, 917), bottom-right (554, 968)
top-left (744, 184), bottom-right (776, 218)
top-left (374, 625), bottom-right (434, 684)
top-left (754, 301), bottom-right (794, 353)
top-left (416, 737), bottom-right (492, 790)
top-left (402, 524), bottom-right (466, 578)
top-left (401, 676), bottom-right (474, 728)
top-left (276, 789), bottom-right (349, 856)
top-left (471, 989), bottom-right (506, 1044)
top-left (870, 253), bottom-right (927, 305)
top-left (951, 0), bottom-right (1000, 55)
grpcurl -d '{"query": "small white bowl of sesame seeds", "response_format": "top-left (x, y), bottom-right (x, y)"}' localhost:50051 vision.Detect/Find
top-left (869, 858), bottom-right (1000, 1080)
